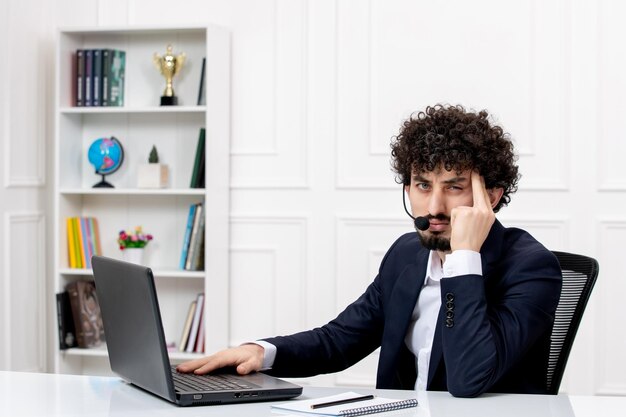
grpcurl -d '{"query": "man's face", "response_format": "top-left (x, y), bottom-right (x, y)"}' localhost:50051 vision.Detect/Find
top-left (405, 167), bottom-right (475, 252)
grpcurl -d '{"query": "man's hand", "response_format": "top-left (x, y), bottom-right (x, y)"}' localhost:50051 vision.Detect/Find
top-left (449, 171), bottom-right (496, 252)
top-left (175, 344), bottom-right (264, 375)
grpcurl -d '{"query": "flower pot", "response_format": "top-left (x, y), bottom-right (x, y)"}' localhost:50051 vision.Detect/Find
top-left (122, 248), bottom-right (145, 265)
top-left (137, 163), bottom-right (169, 188)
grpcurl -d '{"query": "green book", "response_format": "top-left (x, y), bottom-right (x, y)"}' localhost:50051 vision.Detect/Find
top-left (190, 128), bottom-right (206, 188)
top-left (108, 49), bottom-right (126, 107)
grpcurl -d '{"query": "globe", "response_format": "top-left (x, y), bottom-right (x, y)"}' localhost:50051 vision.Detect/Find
top-left (87, 136), bottom-right (124, 188)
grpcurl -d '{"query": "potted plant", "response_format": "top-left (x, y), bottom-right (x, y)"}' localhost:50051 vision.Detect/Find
top-left (118, 226), bottom-right (153, 264)
top-left (137, 145), bottom-right (169, 188)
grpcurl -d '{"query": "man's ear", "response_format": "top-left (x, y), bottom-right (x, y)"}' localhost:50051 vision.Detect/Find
top-left (488, 188), bottom-right (504, 209)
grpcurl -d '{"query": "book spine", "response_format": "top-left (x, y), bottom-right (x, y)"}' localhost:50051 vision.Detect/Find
top-left (179, 204), bottom-right (197, 269)
top-left (81, 217), bottom-right (93, 269)
top-left (185, 204), bottom-right (203, 270)
top-left (185, 293), bottom-right (204, 353)
top-left (56, 291), bottom-right (77, 350)
top-left (92, 49), bottom-right (102, 106)
top-left (74, 217), bottom-right (86, 269)
top-left (190, 128), bottom-right (206, 188)
top-left (189, 214), bottom-right (205, 271)
top-left (101, 49), bottom-right (110, 106)
top-left (75, 49), bottom-right (84, 107)
top-left (66, 217), bottom-right (77, 268)
top-left (84, 49), bottom-right (93, 107)
top-left (197, 57), bottom-right (206, 105)
top-left (179, 300), bottom-right (196, 351)
top-left (194, 299), bottom-right (206, 353)
top-left (66, 282), bottom-right (85, 347)
top-left (91, 217), bottom-right (103, 255)
top-left (109, 50), bottom-right (126, 107)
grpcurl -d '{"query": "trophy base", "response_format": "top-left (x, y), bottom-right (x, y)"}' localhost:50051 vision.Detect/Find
top-left (160, 96), bottom-right (178, 106)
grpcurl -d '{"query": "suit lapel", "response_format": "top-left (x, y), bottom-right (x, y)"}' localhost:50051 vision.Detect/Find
top-left (383, 248), bottom-right (429, 360)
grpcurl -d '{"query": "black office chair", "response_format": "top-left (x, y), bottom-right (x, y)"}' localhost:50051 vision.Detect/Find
top-left (546, 251), bottom-right (599, 394)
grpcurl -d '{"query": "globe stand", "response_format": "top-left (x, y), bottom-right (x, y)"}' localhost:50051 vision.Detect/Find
top-left (93, 174), bottom-right (114, 188)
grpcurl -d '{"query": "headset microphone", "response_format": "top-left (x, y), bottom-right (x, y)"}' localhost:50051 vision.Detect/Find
top-left (402, 187), bottom-right (430, 231)
top-left (414, 216), bottom-right (430, 231)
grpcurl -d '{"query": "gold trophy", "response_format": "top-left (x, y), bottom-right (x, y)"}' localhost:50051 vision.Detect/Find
top-left (153, 44), bottom-right (186, 105)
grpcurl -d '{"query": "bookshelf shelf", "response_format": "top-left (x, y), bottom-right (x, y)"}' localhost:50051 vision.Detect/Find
top-left (53, 25), bottom-right (230, 376)
top-left (60, 188), bottom-right (206, 196)
top-left (63, 345), bottom-right (204, 361)
top-left (59, 268), bottom-right (205, 279)
top-left (60, 105), bottom-right (207, 114)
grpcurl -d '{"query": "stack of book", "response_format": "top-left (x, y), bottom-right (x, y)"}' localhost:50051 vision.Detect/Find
top-left (66, 217), bottom-right (102, 269)
top-left (75, 48), bottom-right (126, 107)
top-left (56, 281), bottom-right (105, 349)
top-left (179, 203), bottom-right (205, 271)
top-left (179, 293), bottom-right (205, 353)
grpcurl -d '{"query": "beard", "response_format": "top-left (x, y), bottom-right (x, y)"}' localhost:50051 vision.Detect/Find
top-left (417, 232), bottom-right (451, 251)
top-left (415, 213), bottom-right (451, 251)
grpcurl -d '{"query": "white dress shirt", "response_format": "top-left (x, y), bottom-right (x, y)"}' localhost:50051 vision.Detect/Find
top-left (253, 250), bottom-right (483, 388)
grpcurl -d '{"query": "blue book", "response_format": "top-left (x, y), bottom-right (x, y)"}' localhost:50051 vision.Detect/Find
top-left (179, 204), bottom-right (197, 269)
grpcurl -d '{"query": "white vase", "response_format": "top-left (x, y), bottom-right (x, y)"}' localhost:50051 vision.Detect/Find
top-left (122, 248), bottom-right (145, 265)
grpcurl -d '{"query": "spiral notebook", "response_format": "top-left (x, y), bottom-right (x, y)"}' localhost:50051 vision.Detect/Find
top-left (271, 391), bottom-right (418, 416)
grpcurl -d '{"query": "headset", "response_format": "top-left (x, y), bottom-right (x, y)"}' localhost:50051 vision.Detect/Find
top-left (402, 187), bottom-right (430, 231)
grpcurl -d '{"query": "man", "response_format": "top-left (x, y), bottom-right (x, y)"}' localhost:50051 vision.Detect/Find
top-left (178, 104), bottom-right (562, 398)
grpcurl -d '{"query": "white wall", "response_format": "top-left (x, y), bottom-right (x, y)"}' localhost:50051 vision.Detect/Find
top-left (0, 0), bottom-right (624, 395)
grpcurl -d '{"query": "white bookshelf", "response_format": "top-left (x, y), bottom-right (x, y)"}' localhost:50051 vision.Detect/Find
top-left (53, 26), bottom-right (230, 375)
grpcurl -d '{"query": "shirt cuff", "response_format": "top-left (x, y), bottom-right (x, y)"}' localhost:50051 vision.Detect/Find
top-left (242, 340), bottom-right (276, 370)
top-left (443, 250), bottom-right (482, 277)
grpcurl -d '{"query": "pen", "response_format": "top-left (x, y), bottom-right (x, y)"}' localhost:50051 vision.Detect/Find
top-left (310, 394), bottom-right (375, 409)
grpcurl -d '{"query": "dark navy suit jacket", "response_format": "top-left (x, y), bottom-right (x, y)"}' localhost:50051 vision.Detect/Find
top-left (264, 220), bottom-right (562, 397)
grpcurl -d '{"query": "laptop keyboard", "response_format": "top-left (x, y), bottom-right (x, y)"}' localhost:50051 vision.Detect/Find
top-left (171, 366), bottom-right (258, 392)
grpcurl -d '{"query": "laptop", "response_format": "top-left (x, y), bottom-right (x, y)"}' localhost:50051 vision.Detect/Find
top-left (91, 255), bottom-right (302, 406)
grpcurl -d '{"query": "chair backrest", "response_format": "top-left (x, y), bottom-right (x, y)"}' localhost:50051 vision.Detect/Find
top-left (546, 251), bottom-right (599, 394)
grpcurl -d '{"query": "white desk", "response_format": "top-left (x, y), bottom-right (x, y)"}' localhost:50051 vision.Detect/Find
top-left (0, 371), bottom-right (623, 416)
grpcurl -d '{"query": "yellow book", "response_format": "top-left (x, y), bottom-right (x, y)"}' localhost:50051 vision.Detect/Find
top-left (66, 217), bottom-right (77, 268)
top-left (73, 217), bottom-right (84, 269)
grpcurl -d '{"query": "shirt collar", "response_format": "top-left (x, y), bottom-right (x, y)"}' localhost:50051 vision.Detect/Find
top-left (424, 250), bottom-right (444, 286)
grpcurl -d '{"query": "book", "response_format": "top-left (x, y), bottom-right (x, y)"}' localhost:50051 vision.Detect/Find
top-left (71, 217), bottom-right (85, 268)
top-left (271, 392), bottom-right (418, 416)
top-left (194, 302), bottom-right (206, 353)
top-left (90, 217), bottom-right (103, 255)
top-left (75, 49), bottom-right (85, 106)
top-left (66, 281), bottom-right (105, 348)
top-left (185, 293), bottom-right (205, 353)
top-left (188, 209), bottom-right (205, 271)
top-left (92, 49), bottom-right (102, 106)
top-left (178, 300), bottom-right (197, 352)
top-left (101, 49), bottom-right (111, 106)
top-left (179, 204), bottom-right (197, 269)
top-left (190, 128), bottom-right (206, 188)
top-left (197, 57), bottom-right (206, 105)
top-left (84, 49), bottom-right (93, 106)
top-left (108, 49), bottom-right (126, 107)
top-left (185, 204), bottom-right (204, 270)
top-left (79, 217), bottom-right (92, 269)
top-left (56, 291), bottom-right (78, 350)
top-left (66, 217), bottom-right (77, 268)
top-left (74, 217), bottom-right (86, 268)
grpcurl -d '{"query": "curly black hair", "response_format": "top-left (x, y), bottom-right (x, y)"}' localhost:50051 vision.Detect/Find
top-left (390, 104), bottom-right (520, 212)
